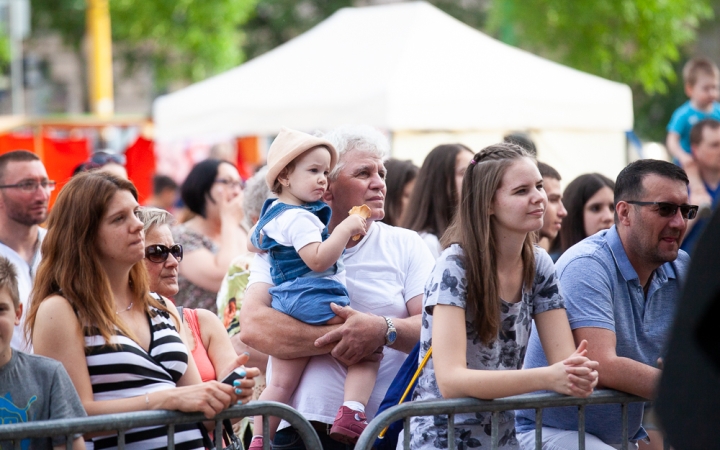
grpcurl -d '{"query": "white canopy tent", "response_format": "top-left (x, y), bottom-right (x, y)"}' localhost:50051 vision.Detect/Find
top-left (153, 1), bottom-right (634, 180)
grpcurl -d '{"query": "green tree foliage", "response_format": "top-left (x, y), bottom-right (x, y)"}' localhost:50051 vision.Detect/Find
top-left (242, 0), bottom-right (352, 61)
top-left (486, 0), bottom-right (713, 94)
top-left (31, 0), bottom-right (256, 86)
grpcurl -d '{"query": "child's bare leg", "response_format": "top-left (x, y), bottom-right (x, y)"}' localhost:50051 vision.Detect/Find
top-left (329, 359), bottom-right (381, 443)
top-left (326, 315), bottom-right (344, 325)
top-left (344, 360), bottom-right (380, 405)
top-left (253, 356), bottom-right (309, 442)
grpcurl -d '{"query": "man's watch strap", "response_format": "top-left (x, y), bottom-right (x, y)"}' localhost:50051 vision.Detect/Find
top-left (383, 316), bottom-right (397, 346)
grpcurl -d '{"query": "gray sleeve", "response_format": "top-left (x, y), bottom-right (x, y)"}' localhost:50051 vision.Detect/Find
top-left (48, 364), bottom-right (87, 446)
top-left (530, 249), bottom-right (565, 315)
top-left (424, 247), bottom-right (467, 315)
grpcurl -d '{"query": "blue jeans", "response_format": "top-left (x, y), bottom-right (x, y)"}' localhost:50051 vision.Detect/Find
top-left (274, 426), bottom-right (354, 450)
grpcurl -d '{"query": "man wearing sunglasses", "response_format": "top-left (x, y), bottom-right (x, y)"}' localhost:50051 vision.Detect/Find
top-left (680, 118), bottom-right (720, 255)
top-left (517, 159), bottom-right (693, 449)
top-left (0, 150), bottom-right (54, 352)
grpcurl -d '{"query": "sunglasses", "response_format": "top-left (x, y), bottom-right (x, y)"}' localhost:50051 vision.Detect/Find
top-left (626, 201), bottom-right (699, 220)
top-left (85, 151), bottom-right (126, 170)
top-left (145, 244), bottom-right (184, 263)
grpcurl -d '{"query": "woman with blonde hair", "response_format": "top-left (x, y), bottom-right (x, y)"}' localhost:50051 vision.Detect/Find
top-left (26, 172), bottom-right (251, 449)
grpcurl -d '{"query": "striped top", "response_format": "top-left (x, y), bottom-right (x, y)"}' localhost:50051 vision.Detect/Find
top-left (84, 300), bottom-right (205, 450)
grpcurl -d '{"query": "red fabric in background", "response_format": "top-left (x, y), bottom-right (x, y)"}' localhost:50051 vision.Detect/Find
top-left (0, 133), bottom-right (89, 207)
top-left (125, 136), bottom-right (155, 205)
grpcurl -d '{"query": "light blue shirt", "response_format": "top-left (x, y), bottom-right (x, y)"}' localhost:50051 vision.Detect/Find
top-left (667, 100), bottom-right (720, 154)
top-left (515, 226), bottom-right (689, 445)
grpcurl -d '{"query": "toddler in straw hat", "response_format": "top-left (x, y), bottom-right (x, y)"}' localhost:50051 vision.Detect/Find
top-left (248, 127), bottom-right (376, 446)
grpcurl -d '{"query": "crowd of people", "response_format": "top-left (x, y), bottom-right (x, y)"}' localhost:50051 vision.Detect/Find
top-left (1, 55), bottom-right (719, 450)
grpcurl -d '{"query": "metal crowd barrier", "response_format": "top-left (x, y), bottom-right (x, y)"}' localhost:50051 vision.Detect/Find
top-left (0, 400), bottom-right (322, 450)
top-left (356, 389), bottom-right (665, 450)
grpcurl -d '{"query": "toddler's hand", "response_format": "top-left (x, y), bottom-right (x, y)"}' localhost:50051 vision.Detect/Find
top-left (339, 214), bottom-right (367, 239)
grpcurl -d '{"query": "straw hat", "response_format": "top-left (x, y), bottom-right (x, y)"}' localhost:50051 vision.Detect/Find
top-left (265, 127), bottom-right (338, 189)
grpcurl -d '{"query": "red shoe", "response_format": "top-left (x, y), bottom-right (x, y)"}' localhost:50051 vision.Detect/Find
top-left (329, 406), bottom-right (368, 444)
top-left (248, 436), bottom-right (264, 450)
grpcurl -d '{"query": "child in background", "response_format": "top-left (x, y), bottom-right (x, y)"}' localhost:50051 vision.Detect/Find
top-left (667, 56), bottom-right (720, 215)
top-left (0, 256), bottom-right (86, 450)
top-left (248, 128), bottom-right (374, 448)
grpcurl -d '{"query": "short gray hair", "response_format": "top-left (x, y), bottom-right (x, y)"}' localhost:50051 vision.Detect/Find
top-left (137, 207), bottom-right (176, 234)
top-left (243, 166), bottom-right (276, 228)
top-left (323, 125), bottom-right (390, 181)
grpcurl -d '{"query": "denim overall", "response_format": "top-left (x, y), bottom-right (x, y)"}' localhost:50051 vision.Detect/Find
top-left (251, 199), bottom-right (349, 324)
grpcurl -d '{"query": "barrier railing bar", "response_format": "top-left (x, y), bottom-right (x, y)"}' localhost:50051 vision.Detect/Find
top-left (534, 408), bottom-right (542, 450)
top-left (65, 435), bottom-right (72, 450)
top-left (117, 429), bottom-right (125, 447)
top-left (168, 423), bottom-right (175, 449)
top-left (491, 411), bottom-right (500, 449)
top-left (622, 402), bottom-right (629, 450)
top-left (403, 416), bottom-right (410, 450)
top-left (262, 413), bottom-right (270, 450)
top-left (448, 414), bottom-right (455, 450)
top-left (214, 419), bottom-right (222, 450)
top-left (0, 401), bottom-right (322, 450)
top-left (578, 404), bottom-right (586, 450)
top-left (355, 390), bottom-right (647, 450)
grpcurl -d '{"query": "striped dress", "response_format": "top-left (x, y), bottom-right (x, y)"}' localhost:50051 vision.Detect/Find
top-left (84, 302), bottom-right (205, 450)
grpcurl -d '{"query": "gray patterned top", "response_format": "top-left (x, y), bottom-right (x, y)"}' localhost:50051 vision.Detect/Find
top-left (407, 244), bottom-right (564, 450)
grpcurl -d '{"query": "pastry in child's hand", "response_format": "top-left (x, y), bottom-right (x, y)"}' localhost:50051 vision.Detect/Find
top-left (348, 204), bottom-right (371, 241)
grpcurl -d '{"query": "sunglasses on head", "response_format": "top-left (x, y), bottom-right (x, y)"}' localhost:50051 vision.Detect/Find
top-left (145, 244), bottom-right (183, 263)
top-left (626, 201), bottom-right (699, 220)
top-left (85, 151), bottom-right (126, 170)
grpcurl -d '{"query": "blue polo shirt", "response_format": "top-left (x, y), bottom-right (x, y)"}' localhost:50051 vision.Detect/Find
top-left (516, 226), bottom-right (689, 445)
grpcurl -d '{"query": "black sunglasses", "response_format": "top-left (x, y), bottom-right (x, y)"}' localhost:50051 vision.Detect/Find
top-left (145, 244), bottom-right (183, 263)
top-left (626, 201), bottom-right (699, 220)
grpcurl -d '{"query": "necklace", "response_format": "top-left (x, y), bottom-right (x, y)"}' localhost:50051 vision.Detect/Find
top-left (116, 302), bottom-right (133, 314)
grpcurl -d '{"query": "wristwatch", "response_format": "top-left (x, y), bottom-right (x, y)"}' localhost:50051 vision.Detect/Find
top-left (383, 316), bottom-right (397, 346)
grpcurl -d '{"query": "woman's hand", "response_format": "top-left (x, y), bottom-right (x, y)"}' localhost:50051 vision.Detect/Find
top-left (216, 352), bottom-right (260, 405)
top-left (546, 340), bottom-right (599, 398)
top-left (169, 381), bottom-right (237, 419)
top-left (218, 189), bottom-right (245, 226)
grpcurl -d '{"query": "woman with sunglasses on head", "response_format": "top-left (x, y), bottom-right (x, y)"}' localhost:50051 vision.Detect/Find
top-left (25, 172), bottom-right (249, 450)
top-left (174, 159), bottom-right (249, 310)
top-left (138, 206), bottom-right (261, 387)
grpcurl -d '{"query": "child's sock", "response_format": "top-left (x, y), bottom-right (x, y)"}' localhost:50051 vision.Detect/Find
top-left (342, 401), bottom-right (365, 413)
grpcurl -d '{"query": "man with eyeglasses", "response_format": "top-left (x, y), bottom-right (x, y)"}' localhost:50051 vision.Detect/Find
top-left (517, 159), bottom-right (693, 450)
top-left (0, 150), bottom-right (54, 352)
top-left (680, 118), bottom-right (720, 255)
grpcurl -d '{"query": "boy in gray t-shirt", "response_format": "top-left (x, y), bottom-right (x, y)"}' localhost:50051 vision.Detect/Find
top-left (0, 256), bottom-right (86, 450)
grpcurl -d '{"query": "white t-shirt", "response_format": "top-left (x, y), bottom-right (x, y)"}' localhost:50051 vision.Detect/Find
top-left (248, 221), bottom-right (435, 425)
top-left (0, 227), bottom-right (46, 352)
top-left (259, 205), bottom-right (344, 284)
top-left (418, 231), bottom-right (441, 260)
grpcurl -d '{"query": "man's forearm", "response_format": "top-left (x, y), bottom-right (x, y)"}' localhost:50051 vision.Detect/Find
top-left (597, 356), bottom-right (660, 399)
top-left (239, 283), bottom-right (337, 359)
